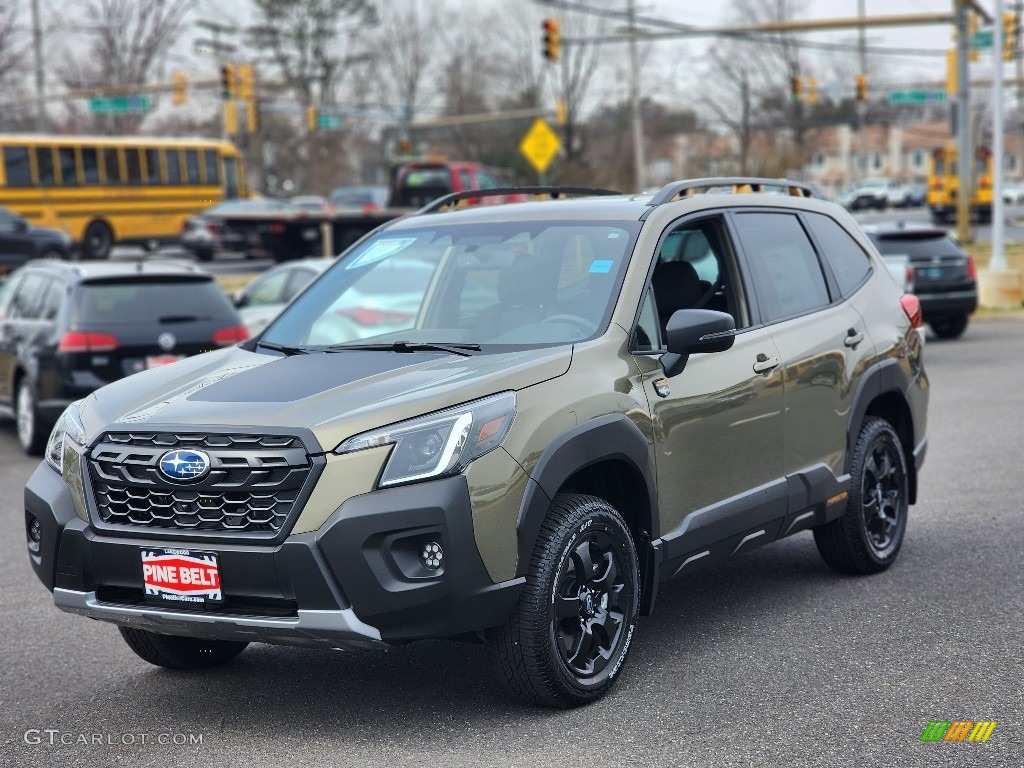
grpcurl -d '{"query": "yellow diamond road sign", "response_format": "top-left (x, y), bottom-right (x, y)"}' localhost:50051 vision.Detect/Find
top-left (520, 118), bottom-right (562, 174)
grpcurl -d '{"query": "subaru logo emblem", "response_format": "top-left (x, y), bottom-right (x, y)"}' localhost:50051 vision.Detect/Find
top-left (158, 449), bottom-right (212, 482)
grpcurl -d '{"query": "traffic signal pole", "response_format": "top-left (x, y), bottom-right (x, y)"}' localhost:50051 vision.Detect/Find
top-left (956, 1), bottom-right (972, 244)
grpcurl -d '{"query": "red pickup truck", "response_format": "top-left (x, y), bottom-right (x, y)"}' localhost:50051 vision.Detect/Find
top-left (390, 161), bottom-right (521, 208)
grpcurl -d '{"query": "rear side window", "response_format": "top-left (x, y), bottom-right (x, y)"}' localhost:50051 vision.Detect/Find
top-left (35, 147), bottom-right (55, 186)
top-left (81, 147), bottom-right (100, 184)
top-left (76, 279), bottom-right (236, 324)
top-left (3, 147), bottom-right (31, 186)
top-left (804, 213), bottom-right (871, 297)
top-left (184, 150), bottom-right (200, 184)
top-left (203, 150), bottom-right (220, 184)
top-left (58, 147), bottom-right (78, 185)
top-left (103, 148), bottom-right (122, 184)
top-left (165, 150), bottom-right (181, 184)
top-left (124, 149), bottom-right (142, 185)
top-left (733, 212), bottom-right (830, 322)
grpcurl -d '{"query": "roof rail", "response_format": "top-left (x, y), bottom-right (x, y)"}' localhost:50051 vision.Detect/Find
top-left (418, 186), bottom-right (622, 214)
top-left (648, 177), bottom-right (819, 206)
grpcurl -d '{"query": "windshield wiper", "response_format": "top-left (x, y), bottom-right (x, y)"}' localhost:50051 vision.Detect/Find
top-left (326, 341), bottom-right (481, 357)
top-left (258, 340), bottom-right (309, 356)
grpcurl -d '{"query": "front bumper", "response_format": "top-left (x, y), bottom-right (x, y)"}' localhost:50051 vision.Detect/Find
top-left (25, 464), bottom-right (524, 648)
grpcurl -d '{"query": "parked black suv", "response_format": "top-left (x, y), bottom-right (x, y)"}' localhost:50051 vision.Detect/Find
top-left (863, 223), bottom-right (978, 339)
top-left (1, 260), bottom-right (247, 454)
top-left (0, 205), bottom-right (74, 274)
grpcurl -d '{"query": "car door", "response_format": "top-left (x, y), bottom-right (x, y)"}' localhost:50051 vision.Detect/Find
top-left (730, 210), bottom-right (868, 492)
top-left (631, 214), bottom-right (787, 576)
top-left (0, 271), bottom-right (50, 406)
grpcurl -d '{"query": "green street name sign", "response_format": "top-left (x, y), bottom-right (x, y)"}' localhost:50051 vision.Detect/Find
top-left (316, 115), bottom-right (343, 129)
top-left (888, 90), bottom-right (947, 105)
top-left (88, 95), bottom-right (152, 114)
top-left (971, 29), bottom-right (993, 49)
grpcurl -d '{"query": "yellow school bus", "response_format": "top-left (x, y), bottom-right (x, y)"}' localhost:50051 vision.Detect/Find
top-left (0, 135), bottom-right (248, 258)
top-left (926, 144), bottom-right (992, 224)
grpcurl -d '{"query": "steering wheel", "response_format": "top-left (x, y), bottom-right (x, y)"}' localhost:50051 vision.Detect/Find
top-left (541, 314), bottom-right (598, 335)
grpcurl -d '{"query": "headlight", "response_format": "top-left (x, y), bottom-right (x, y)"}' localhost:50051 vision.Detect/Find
top-left (45, 400), bottom-right (87, 474)
top-left (335, 392), bottom-right (516, 487)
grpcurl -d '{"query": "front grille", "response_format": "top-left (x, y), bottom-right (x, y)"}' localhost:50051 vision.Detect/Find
top-left (87, 432), bottom-right (312, 536)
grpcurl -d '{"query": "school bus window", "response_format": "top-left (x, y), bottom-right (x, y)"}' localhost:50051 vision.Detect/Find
top-left (35, 146), bottom-right (56, 186)
top-left (184, 149), bottom-right (200, 184)
top-left (165, 149), bottom-right (181, 184)
top-left (58, 147), bottom-right (78, 185)
top-left (224, 156), bottom-right (239, 198)
top-left (3, 147), bottom-right (31, 186)
top-left (103, 147), bottom-right (122, 184)
top-left (81, 147), bottom-right (99, 184)
top-left (203, 149), bottom-right (220, 185)
top-left (124, 148), bottom-right (142, 185)
top-left (145, 148), bottom-right (161, 184)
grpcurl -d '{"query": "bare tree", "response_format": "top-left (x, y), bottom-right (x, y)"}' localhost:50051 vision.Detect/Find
top-left (247, 0), bottom-right (377, 111)
top-left (701, 0), bottom-right (807, 173)
top-left (58, 0), bottom-right (194, 134)
top-left (371, 0), bottom-right (444, 132)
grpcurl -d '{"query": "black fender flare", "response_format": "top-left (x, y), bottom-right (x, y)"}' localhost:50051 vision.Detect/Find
top-left (513, 413), bottom-right (659, 608)
top-left (846, 358), bottom-right (913, 471)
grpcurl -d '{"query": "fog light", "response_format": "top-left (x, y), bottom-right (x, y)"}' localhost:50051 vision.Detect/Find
top-left (28, 516), bottom-right (42, 544)
top-left (420, 541), bottom-right (443, 570)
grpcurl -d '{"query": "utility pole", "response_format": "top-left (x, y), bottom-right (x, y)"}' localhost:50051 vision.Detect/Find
top-left (627, 0), bottom-right (646, 192)
top-left (857, 0), bottom-right (867, 184)
top-left (955, 0), bottom-right (972, 243)
top-left (30, 0), bottom-right (45, 132)
top-left (992, 0), bottom-right (1006, 271)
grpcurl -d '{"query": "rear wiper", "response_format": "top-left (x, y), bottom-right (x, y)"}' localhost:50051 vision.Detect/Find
top-left (325, 341), bottom-right (481, 357)
top-left (258, 340), bottom-right (309, 356)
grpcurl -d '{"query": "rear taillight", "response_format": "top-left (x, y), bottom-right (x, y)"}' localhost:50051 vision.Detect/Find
top-left (338, 307), bottom-right (414, 326)
top-left (205, 221), bottom-right (218, 234)
top-left (58, 331), bottom-right (118, 354)
top-left (904, 264), bottom-right (914, 288)
top-left (269, 222), bottom-right (286, 234)
top-left (58, 331), bottom-right (119, 353)
top-left (212, 325), bottom-right (249, 346)
top-left (900, 294), bottom-right (923, 329)
top-left (966, 253), bottom-right (977, 280)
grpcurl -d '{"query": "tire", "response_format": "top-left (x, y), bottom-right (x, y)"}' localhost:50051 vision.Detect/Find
top-left (15, 379), bottom-right (47, 456)
top-left (489, 493), bottom-right (639, 708)
top-left (814, 417), bottom-right (909, 575)
top-left (82, 220), bottom-right (114, 260)
top-left (930, 314), bottom-right (968, 340)
top-left (118, 626), bottom-right (248, 669)
top-left (192, 247), bottom-right (215, 263)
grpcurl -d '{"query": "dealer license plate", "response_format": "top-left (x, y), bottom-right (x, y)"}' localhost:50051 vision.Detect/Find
top-left (146, 354), bottom-right (184, 369)
top-left (141, 549), bottom-right (222, 604)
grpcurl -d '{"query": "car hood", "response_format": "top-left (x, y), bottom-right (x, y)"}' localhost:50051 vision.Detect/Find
top-left (80, 345), bottom-right (572, 451)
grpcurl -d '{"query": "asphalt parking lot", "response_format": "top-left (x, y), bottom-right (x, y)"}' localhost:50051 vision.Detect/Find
top-left (1, 318), bottom-right (1022, 768)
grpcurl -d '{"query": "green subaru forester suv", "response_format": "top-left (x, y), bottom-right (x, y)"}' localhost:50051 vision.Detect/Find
top-left (25, 179), bottom-right (928, 708)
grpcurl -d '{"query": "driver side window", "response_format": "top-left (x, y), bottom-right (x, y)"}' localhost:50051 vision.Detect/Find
top-left (646, 216), bottom-right (747, 340)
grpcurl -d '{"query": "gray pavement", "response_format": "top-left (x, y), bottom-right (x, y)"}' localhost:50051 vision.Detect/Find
top-left (1, 319), bottom-right (1022, 767)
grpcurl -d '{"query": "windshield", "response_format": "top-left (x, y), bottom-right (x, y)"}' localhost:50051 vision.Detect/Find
top-left (261, 219), bottom-right (640, 350)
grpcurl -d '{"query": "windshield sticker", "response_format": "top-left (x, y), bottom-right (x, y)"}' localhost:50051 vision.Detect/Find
top-left (589, 260), bottom-right (614, 274)
top-left (346, 237), bottom-right (417, 268)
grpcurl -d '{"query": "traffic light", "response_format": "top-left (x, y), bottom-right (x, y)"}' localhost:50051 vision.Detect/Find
top-left (397, 137), bottom-right (412, 155)
top-left (855, 73), bottom-right (868, 102)
top-left (238, 64), bottom-right (254, 100)
top-left (542, 18), bottom-right (561, 61)
top-left (790, 75), bottom-right (802, 102)
top-left (224, 101), bottom-right (238, 135)
top-left (171, 71), bottom-right (188, 106)
top-left (246, 100), bottom-right (259, 134)
top-left (1004, 12), bottom-right (1019, 61)
top-left (806, 76), bottom-right (818, 105)
top-left (307, 105), bottom-right (317, 133)
top-left (220, 63), bottom-right (235, 99)
top-left (946, 49), bottom-right (957, 97)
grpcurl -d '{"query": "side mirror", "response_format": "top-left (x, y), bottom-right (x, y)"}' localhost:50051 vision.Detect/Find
top-left (661, 308), bottom-right (736, 377)
top-left (232, 290), bottom-right (247, 308)
top-left (14, 217), bottom-right (28, 232)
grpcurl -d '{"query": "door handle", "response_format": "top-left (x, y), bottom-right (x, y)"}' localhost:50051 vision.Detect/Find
top-left (752, 353), bottom-right (779, 374)
top-left (844, 329), bottom-right (864, 348)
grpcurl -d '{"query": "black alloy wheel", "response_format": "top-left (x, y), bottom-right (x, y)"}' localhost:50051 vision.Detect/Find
top-left (490, 493), bottom-right (639, 708)
top-left (814, 417), bottom-right (909, 575)
top-left (553, 531), bottom-right (630, 677)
